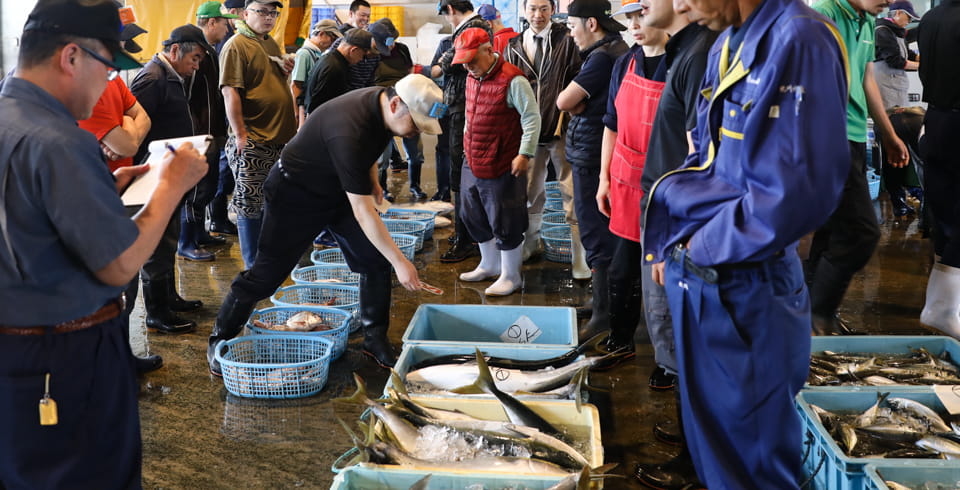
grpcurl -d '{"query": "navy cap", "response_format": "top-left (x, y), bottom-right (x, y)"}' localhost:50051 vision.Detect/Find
top-left (888, 0), bottom-right (919, 20)
top-left (223, 0), bottom-right (245, 7)
top-left (23, 0), bottom-right (141, 70)
top-left (477, 4), bottom-right (498, 20)
top-left (368, 20), bottom-right (395, 56)
top-left (567, 0), bottom-right (625, 32)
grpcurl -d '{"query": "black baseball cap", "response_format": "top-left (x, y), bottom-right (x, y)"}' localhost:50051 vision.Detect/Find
top-left (162, 25), bottom-right (215, 55)
top-left (223, 0), bottom-right (245, 7)
top-left (23, 0), bottom-right (142, 70)
top-left (567, 0), bottom-right (626, 32)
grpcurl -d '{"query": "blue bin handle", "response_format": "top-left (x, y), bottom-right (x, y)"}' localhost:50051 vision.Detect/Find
top-left (331, 447), bottom-right (359, 474)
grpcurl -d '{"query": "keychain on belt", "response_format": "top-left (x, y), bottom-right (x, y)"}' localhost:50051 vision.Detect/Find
top-left (39, 372), bottom-right (58, 426)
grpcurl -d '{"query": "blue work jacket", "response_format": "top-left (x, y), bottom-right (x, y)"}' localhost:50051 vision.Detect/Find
top-left (642, 0), bottom-right (851, 267)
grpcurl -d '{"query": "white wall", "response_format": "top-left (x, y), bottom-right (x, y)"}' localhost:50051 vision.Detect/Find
top-left (1, 0), bottom-right (33, 75)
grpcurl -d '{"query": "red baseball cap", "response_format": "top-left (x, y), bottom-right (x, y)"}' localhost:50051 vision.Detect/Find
top-left (453, 27), bottom-right (491, 64)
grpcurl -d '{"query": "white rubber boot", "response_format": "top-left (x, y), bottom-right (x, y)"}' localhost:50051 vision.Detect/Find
top-left (570, 224), bottom-right (591, 280)
top-left (487, 245), bottom-right (523, 296)
top-left (921, 263), bottom-right (960, 338)
top-left (459, 240), bottom-right (501, 281)
top-left (522, 213), bottom-right (542, 262)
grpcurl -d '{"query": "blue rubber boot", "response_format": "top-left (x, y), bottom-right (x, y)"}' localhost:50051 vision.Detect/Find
top-left (178, 220), bottom-right (215, 262)
top-left (236, 217), bottom-right (262, 269)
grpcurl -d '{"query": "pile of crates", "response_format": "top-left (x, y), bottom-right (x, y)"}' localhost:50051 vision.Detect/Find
top-left (797, 336), bottom-right (960, 490)
top-left (330, 304), bottom-right (603, 488)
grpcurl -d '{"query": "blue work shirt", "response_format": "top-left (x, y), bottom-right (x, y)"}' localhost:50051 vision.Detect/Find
top-left (642, 0), bottom-right (851, 267)
top-left (0, 78), bottom-right (138, 326)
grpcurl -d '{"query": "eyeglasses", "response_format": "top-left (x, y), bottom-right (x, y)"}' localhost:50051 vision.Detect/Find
top-left (247, 8), bottom-right (280, 18)
top-left (77, 45), bottom-right (120, 81)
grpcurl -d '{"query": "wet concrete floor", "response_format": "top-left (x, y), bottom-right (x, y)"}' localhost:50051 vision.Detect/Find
top-left (135, 142), bottom-right (936, 489)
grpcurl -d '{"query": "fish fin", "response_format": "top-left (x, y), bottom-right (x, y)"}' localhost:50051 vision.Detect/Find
top-left (577, 332), bottom-right (609, 356)
top-left (408, 474), bottom-right (432, 490)
top-left (389, 369), bottom-right (410, 397)
top-left (451, 347), bottom-right (496, 395)
top-left (337, 416), bottom-right (370, 460)
top-left (332, 372), bottom-right (369, 406)
top-left (571, 367), bottom-right (588, 413)
top-left (589, 462), bottom-right (620, 477)
top-left (575, 466), bottom-right (590, 490)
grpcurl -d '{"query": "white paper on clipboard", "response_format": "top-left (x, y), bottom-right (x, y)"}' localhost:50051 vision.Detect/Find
top-left (121, 135), bottom-right (212, 206)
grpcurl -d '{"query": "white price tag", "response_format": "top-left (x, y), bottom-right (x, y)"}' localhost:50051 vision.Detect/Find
top-left (934, 385), bottom-right (960, 415)
top-left (499, 315), bottom-right (542, 344)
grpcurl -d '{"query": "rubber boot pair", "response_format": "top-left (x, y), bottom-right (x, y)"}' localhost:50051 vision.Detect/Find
top-left (143, 275), bottom-right (196, 334)
top-left (409, 163), bottom-right (427, 201)
top-left (359, 272), bottom-right (398, 368)
top-left (236, 217), bottom-right (262, 270)
top-left (459, 240), bottom-right (523, 296)
top-left (634, 389), bottom-right (704, 489)
top-left (577, 267), bottom-right (610, 343)
top-left (921, 263), bottom-right (960, 338)
top-left (590, 267), bottom-right (641, 371)
top-left (207, 291), bottom-right (257, 376)
top-left (177, 220), bottom-right (215, 262)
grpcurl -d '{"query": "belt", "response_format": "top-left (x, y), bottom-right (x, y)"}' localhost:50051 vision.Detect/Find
top-left (669, 244), bottom-right (786, 284)
top-left (0, 296), bottom-right (124, 335)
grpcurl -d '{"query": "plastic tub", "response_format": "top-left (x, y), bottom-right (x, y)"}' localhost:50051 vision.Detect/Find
top-left (796, 389), bottom-right (955, 490)
top-left (332, 396), bottom-right (602, 475)
top-left (807, 335), bottom-right (960, 391)
top-left (542, 225), bottom-right (572, 263)
top-left (246, 306), bottom-right (352, 359)
top-left (216, 335), bottom-right (334, 399)
top-left (291, 264), bottom-right (359, 286)
top-left (402, 304), bottom-right (577, 349)
top-left (863, 461), bottom-right (960, 490)
top-left (389, 342), bottom-right (576, 399)
top-left (330, 466), bottom-right (568, 490)
top-left (270, 284), bottom-right (360, 333)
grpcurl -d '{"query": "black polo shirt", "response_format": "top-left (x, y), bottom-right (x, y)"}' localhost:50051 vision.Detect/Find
top-left (279, 87), bottom-right (391, 208)
top-left (640, 23), bottom-right (717, 212)
top-left (918, 0), bottom-right (960, 109)
top-left (304, 49), bottom-right (351, 114)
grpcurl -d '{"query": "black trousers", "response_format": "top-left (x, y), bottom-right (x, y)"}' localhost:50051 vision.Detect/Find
top-left (141, 205), bottom-right (181, 281)
top-left (229, 165), bottom-right (391, 305)
top-left (572, 165), bottom-right (615, 269)
top-left (449, 111), bottom-right (466, 194)
top-left (809, 141), bottom-right (881, 277)
top-left (182, 141), bottom-right (221, 224)
top-left (921, 107), bottom-right (960, 267)
top-left (0, 316), bottom-right (141, 489)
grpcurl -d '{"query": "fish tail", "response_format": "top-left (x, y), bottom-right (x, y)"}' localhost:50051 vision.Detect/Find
top-left (571, 367), bottom-right (588, 413)
top-left (577, 332), bottom-right (609, 356)
top-left (389, 369), bottom-right (409, 397)
top-left (333, 372), bottom-right (370, 406)
top-left (451, 347), bottom-right (497, 395)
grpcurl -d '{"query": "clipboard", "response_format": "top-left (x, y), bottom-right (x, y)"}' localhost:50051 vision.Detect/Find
top-left (121, 135), bottom-right (212, 206)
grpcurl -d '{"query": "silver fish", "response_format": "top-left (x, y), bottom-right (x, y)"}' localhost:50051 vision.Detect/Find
top-left (888, 397), bottom-right (951, 433)
top-left (335, 373), bottom-right (421, 454)
top-left (916, 435), bottom-right (960, 457)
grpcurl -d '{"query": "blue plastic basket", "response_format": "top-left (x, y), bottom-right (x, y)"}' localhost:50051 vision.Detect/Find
top-left (545, 188), bottom-right (562, 200)
top-left (542, 212), bottom-right (567, 229)
top-left (216, 334), bottom-right (334, 399)
top-left (381, 208), bottom-right (437, 240)
top-left (797, 390), bottom-right (953, 490)
top-left (807, 335), bottom-right (960, 391)
top-left (310, 248), bottom-right (346, 265)
top-left (541, 225), bottom-right (572, 263)
top-left (868, 170), bottom-right (881, 201)
top-left (390, 233), bottom-right (417, 261)
top-left (864, 461), bottom-right (960, 490)
top-left (544, 181), bottom-right (561, 192)
top-left (383, 219), bottom-right (427, 251)
top-left (291, 264), bottom-right (359, 286)
top-left (247, 306), bottom-right (352, 359)
top-left (544, 197), bottom-right (564, 213)
top-left (270, 284), bottom-right (360, 333)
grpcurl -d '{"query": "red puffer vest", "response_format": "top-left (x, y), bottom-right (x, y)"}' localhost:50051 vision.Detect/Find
top-left (464, 56), bottom-right (525, 179)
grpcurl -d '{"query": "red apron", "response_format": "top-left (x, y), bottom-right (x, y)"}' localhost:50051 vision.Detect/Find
top-left (608, 57), bottom-right (665, 242)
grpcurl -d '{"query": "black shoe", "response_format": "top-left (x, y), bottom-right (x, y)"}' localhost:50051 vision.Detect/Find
top-left (208, 292), bottom-right (258, 377)
top-left (447, 233), bottom-right (458, 245)
top-left (440, 240), bottom-right (479, 263)
top-left (146, 312), bottom-right (196, 334)
top-left (634, 453), bottom-right (701, 490)
top-left (209, 219), bottom-right (238, 236)
top-left (649, 366), bottom-right (678, 391)
top-left (430, 191), bottom-right (450, 202)
top-left (410, 187), bottom-right (427, 201)
top-left (362, 341), bottom-right (398, 368)
top-left (143, 276), bottom-right (197, 334)
top-left (382, 191), bottom-right (396, 203)
top-left (591, 338), bottom-right (637, 371)
top-left (197, 232), bottom-right (227, 247)
top-left (134, 354), bottom-right (163, 374)
top-left (359, 273), bottom-right (397, 368)
top-left (811, 313), bottom-right (856, 336)
top-left (390, 161), bottom-right (407, 173)
top-left (653, 418), bottom-right (683, 446)
top-left (168, 280), bottom-right (202, 313)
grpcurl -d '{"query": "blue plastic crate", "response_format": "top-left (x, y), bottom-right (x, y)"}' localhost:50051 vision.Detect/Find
top-left (542, 225), bottom-right (572, 263)
top-left (864, 461), bottom-right (960, 490)
top-left (390, 233), bottom-right (417, 261)
top-left (247, 306), bottom-right (352, 359)
top-left (330, 466), bottom-right (568, 490)
top-left (542, 211), bottom-right (567, 229)
top-left (381, 208), bottom-right (437, 240)
top-left (868, 170), bottom-right (881, 201)
top-left (216, 334), bottom-right (334, 399)
top-left (807, 335), bottom-right (960, 391)
top-left (390, 343), bottom-right (575, 399)
top-left (270, 284), bottom-right (360, 333)
top-left (797, 390), bottom-right (953, 490)
top-left (544, 180), bottom-right (561, 192)
top-left (402, 304), bottom-right (577, 349)
top-left (291, 264), bottom-right (359, 286)
top-left (310, 248), bottom-right (346, 265)
top-left (383, 219), bottom-right (426, 251)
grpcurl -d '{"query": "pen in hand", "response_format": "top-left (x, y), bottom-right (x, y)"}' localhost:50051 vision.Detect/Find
top-left (165, 143), bottom-right (177, 155)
